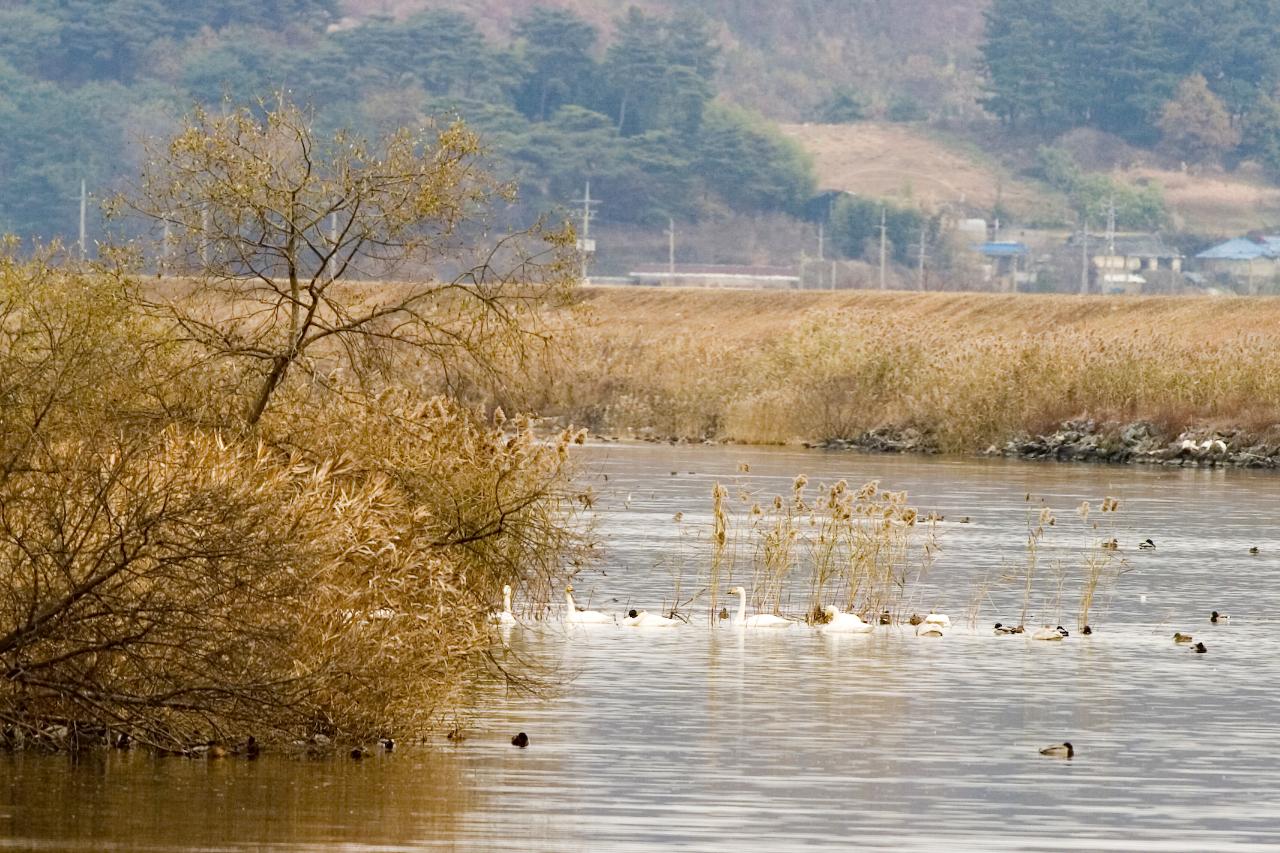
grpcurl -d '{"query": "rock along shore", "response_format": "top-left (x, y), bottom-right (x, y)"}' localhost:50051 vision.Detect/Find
top-left (809, 420), bottom-right (1280, 469)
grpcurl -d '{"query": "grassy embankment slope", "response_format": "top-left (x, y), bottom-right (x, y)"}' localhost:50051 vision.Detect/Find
top-left (783, 122), bottom-right (1280, 237)
top-left (551, 287), bottom-right (1280, 451)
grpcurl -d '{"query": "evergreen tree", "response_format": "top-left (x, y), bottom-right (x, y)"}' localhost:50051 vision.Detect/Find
top-left (513, 8), bottom-right (599, 122)
top-left (605, 7), bottom-right (666, 135)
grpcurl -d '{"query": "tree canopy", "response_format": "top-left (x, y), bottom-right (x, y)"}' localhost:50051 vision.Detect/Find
top-left (981, 0), bottom-right (1280, 157)
top-left (0, 2), bottom-right (814, 243)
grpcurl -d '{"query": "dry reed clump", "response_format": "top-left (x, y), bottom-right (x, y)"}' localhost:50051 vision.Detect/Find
top-left (546, 292), bottom-right (1280, 451)
top-left (710, 475), bottom-right (938, 622)
top-left (0, 251), bottom-right (584, 753)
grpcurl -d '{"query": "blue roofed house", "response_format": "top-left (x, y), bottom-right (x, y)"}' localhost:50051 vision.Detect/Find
top-left (975, 241), bottom-right (1029, 291)
top-left (1196, 235), bottom-right (1280, 292)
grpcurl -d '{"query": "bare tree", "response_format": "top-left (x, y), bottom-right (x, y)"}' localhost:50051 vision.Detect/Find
top-left (0, 104), bottom-right (588, 752)
top-left (115, 96), bottom-right (576, 426)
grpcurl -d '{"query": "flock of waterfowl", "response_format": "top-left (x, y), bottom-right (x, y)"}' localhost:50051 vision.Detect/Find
top-left (493, 582), bottom-right (1233, 655)
top-left (489, 532), bottom-right (1240, 762)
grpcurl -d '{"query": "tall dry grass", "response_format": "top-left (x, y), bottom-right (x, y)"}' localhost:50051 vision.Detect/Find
top-left (544, 289), bottom-right (1280, 450)
top-left (709, 475), bottom-right (937, 623)
top-left (0, 250), bottom-right (584, 753)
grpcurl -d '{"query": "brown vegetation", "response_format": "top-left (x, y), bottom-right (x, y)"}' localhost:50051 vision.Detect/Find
top-left (546, 287), bottom-right (1280, 451)
top-left (0, 102), bottom-right (582, 754)
top-left (779, 122), bottom-right (1057, 219)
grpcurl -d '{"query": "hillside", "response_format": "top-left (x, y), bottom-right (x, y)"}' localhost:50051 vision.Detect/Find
top-left (779, 122), bottom-right (1060, 220)
top-left (1115, 164), bottom-right (1280, 237)
top-left (780, 122), bottom-right (1280, 236)
top-left (339, 0), bottom-right (990, 121)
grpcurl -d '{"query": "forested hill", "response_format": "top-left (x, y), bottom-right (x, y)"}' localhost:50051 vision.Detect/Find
top-left (341, 0), bottom-right (991, 123)
top-left (7, 0), bottom-right (1280, 248)
top-left (0, 1), bottom-right (815, 242)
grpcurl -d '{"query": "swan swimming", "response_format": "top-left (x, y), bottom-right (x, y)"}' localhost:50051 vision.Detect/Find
top-left (1032, 625), bottom-right (1069, 641)
top-left (819, 605), bottom-right (874, 633)
top-left (924, 612), bottom-right (951, 628)
top-left (729, 586), bottom-right (793, 628)
top-left (916, 614), bottom-right (947, 635)
top-left (564, 585), bottom-right (614, 625)
top-left (491, 584), bottom-right (517, 626)
top-left (622, 608), bottom-right (681, 627)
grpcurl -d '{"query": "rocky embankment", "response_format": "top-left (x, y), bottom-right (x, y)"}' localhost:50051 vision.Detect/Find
top-left (811, 421), bottom-right (1280, 468)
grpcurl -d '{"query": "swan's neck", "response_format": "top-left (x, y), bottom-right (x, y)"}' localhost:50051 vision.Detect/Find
top-left (503, 586), bottom-right (512, 614)
top-left (733, 589), bottom-right (747, 626)
top-left (565, 590), bottom-right (576, 611)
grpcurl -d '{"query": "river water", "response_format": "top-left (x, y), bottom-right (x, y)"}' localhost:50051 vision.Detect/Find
top-left (4, 443), bottom-right (1280, 851)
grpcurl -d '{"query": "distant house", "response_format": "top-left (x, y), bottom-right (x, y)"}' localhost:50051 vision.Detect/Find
top-left (974, 241), bottom-right (1028, 290)
top-left (1196, 235), bottom-right (1280, 289)
top-left (1064, 233), bottom-right (1183, 294)
top-left (1093, 234), bottom-right (1183, 274)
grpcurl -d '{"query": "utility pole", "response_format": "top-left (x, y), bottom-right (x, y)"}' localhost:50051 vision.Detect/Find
top-left (917, 225), bottom-right (927, 291)
top-left (1105, 197), bottom-right (1116, 255)
top-left (572, 181), bottom-right (600, 283)
top-left (665, 217), bottom-right (676, 285)
top-left (817, 222), bottom-right (826, 290)
top-left (878, 207), bottom-right (887, 290)
top-left (1079, 218), bottom-right (1090, 295)
top-left (161, 218), bottom-right (171, 276)
top-left (78, 179), bottom-right (87, 261)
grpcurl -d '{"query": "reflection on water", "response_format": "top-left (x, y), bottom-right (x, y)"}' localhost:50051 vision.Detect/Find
top-left (6, 444), bottom-right (1280, 851)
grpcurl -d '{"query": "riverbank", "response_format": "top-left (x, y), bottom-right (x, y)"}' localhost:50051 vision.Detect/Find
top-left (544, 287), bottom-right (1280, 465)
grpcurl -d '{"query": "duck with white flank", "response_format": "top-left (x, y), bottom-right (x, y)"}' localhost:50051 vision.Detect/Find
top-left (622, 608), bottom-right (681, 627)
top-left (1039, 742), bottom-right (1074, 758)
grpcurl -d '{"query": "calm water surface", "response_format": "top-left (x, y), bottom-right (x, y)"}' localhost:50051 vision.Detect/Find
top-left (5, 444), bottom-right (1280, 851)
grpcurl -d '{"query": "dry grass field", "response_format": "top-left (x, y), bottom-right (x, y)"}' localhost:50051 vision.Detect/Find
top-left (1118, 164), bottom-right (1280, 236)
top-left (779, 122), bottom-right (1063, 219)
top-left (544, 286), bottom-right (1280, 450)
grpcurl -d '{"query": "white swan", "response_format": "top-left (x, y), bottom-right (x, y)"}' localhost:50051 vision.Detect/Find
top-left (819, 605), bottom-right (874, 633)
top-left (491, 584), bottom-right (517, 626)
top-left (622, 608), bottom-right (681, 627)
top-left (1032, 625), bottom-right (1069, 641)
top-left (916, 621), bottom-right (946, 637)
top-left (729, 586), bottom-right (793, 629)
top-left (924, 612), bottom-right (951, 628)
top-left (564, 585), bottom-right (614, 625)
